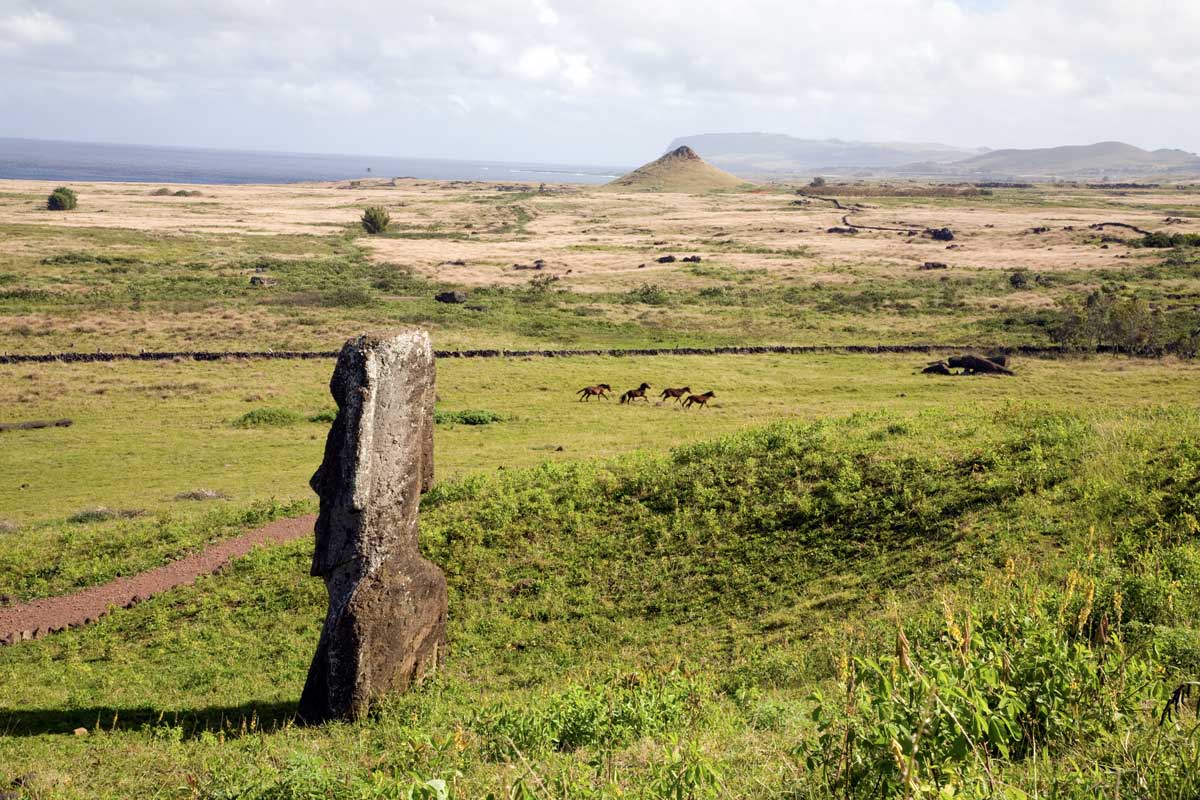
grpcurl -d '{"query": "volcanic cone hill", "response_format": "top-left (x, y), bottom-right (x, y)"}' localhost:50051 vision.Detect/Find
top-left (606, 145), bottom-right (751, 192)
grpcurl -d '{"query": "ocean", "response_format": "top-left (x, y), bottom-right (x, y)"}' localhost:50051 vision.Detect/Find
top-left (0, 137), bottom-right (628, 186)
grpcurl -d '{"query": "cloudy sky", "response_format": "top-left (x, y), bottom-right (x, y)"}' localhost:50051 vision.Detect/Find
top-left (1, 0), bottom-right (1197, 165)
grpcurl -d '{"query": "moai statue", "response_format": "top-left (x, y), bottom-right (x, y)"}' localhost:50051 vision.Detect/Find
top-left (298, 331), bottom-right (448, 723)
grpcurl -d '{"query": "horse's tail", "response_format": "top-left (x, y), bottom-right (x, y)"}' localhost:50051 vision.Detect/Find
top-left (619, 392), bottom-right (629, 404)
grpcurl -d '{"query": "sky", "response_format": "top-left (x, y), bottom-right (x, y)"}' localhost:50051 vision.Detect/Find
top-left (1, 0), bottom-right (1198, 166)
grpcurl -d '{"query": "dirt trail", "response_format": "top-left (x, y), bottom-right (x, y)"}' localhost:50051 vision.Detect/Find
top-left (0, 514), bottom-right (316, 646)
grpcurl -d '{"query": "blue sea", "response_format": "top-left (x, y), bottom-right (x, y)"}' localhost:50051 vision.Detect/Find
top-left (0, 137), bottom-right (628, 186)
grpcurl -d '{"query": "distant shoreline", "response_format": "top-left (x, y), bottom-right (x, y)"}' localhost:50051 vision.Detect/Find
top-left (0, 137), bottom-right (628, 186)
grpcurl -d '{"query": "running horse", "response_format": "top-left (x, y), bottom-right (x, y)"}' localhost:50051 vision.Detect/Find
top-left (659, 386), bottom-right (691, 403)
top-left (619, 383), bottom-right (652, 404)
top-left (576, 383), bottom-right (612, 401)
top-left (682, 390), bottom-right (715, 409)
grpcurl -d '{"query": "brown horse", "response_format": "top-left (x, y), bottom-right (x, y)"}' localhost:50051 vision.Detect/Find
top-left (619, 382), bottom-right (652, 404)
top-left (576, 383), bottom-right (612, 401)
top-left (659, 386), bottom-right (691, 403)
top-left (682, 390), bottom-right (715, 409)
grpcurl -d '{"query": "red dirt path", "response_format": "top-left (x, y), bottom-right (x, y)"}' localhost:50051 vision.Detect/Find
top-left (0, 514), bottom-right (317, 646)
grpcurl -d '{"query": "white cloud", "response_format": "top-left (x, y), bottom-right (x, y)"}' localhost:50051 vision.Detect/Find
top-left (0, 10), bottom-right (72, 46)
top-left (515, 45), bottom-right (560, 81)
top-left (0, 0), bottom-right (1197, 163)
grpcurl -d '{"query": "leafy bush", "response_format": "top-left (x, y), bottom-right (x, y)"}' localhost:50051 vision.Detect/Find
top-left (318, 286), bottom-right (375, 307)
top-left (232, 407), bottom-right (304, 428)
top-left (1135, 231), bottom-right (1200, 248)
top-left (361, 205), bottom-right (391, 234)
top-left (1050, 288), bottom-right (1200, 356)
top-left (625, 282), bottom-right (670, 305)
top-left (150, 187), bottom-right (173, 196)
top-left (797, 602), bottom-right (1162, 798)
top-left (1009, 269), bottom-right (1031, 289)
top-left (434, 409), bottom-right (503, 426)
top-left (308, 408), bottom-right (338, 423)
top-left (46, 186), bottom-right (77, 210)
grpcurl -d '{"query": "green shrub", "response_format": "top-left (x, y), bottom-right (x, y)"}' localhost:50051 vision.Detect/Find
top-left (232, 407), bottom-right (304, 428)
top-left (625, 282), bottom-right (670, 305)
top-left (799, 604), bottom-right (1159, 797)
top-left (361, 205), bottom-right (391, 234)
top-left (46, 186), bottom-right (77, 211)
top-left (318, 286), bottom-right (375, 307)
top-left (434, 409), bottom-right (502, 426)
top-left (1135, 231), bottom-right (1200, 248)
top-left (150, 187), bottom-right (173, 196)
top-left (308, 408), bottom-right (338, 423)
top-left (67, 507), bottom-right (143, 524)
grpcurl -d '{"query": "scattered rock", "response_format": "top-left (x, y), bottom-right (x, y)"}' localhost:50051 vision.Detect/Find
top-left (512, 262), bottom-right (542, 270)
top-left (948, 354), bottom-right (1014, 375)
top-left (73, 727), bottom-right (88, 737)
top-left (1028, 226), bottom-right (1051, 234)
top-left (465, 304), bottom-right (489, 312)
top-left (298, 332), bottom-right (448, 724)
top-left (926, 227), bottom-right (955, 241)
top-left (441, 259), bottom-right (466, 266)
top-left (827, 226), bottom-right (858, 235)
top-left (249, 276), bottom-right (277, 287)
top-left (681, 255), bottom-right (702, 263)
top-left (0, 418), bottom-right (72, 433)
top-left (655, 255), bottom-right (677, 263)
top-left (434, 291), bottom-right (468, 304)
top-left (174, 489), bottom-right (229, 501)
top-left (920, 262), bottom-right (948, 270)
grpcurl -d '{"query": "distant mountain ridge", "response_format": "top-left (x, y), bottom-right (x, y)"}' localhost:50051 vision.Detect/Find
top-left (667, 132), bottom-right (1200, 179)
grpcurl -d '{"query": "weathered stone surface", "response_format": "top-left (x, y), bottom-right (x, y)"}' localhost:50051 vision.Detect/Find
top-left (435, 290), bottom-right (468, 303)
top-left (298, 331), bottom-right (447, 724)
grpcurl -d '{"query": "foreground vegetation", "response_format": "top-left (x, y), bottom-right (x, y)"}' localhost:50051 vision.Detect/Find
top-left (2, 396), bottom-right (1199, 797)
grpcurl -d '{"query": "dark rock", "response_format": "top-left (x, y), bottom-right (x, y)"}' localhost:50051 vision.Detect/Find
top-left (947, 354), bottom-right (1014, 375)
top-left (655, 255), bottom-right (677, 263)
top-left (827, 226), bottom-right (858, 235)
top-left (681, 255), bottom-right (702, 263)
top-left (922, 361), bottom-right (954, 375)
top-left (298, 332), bottom-right (448, 724)
top-left (919, 262), bottom-right (948, 270)
top-left (926, 227), bottom-right (955, 241)
top-left (249, 276), bottom-right (276, 287)
top-left (434, 291), bottom-right (468, 304)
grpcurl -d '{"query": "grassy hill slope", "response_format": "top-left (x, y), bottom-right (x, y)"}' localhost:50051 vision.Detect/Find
top-left (605, 146), bottom-right (751, 192)
top-left (2, 405), bottom-right (1199, 797)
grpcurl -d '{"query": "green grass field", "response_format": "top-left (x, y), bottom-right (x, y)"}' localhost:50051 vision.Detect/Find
top-left (2, 350), bottom-right (1200, 798)
top-left (2, 181), bottom-right (1200, 798)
